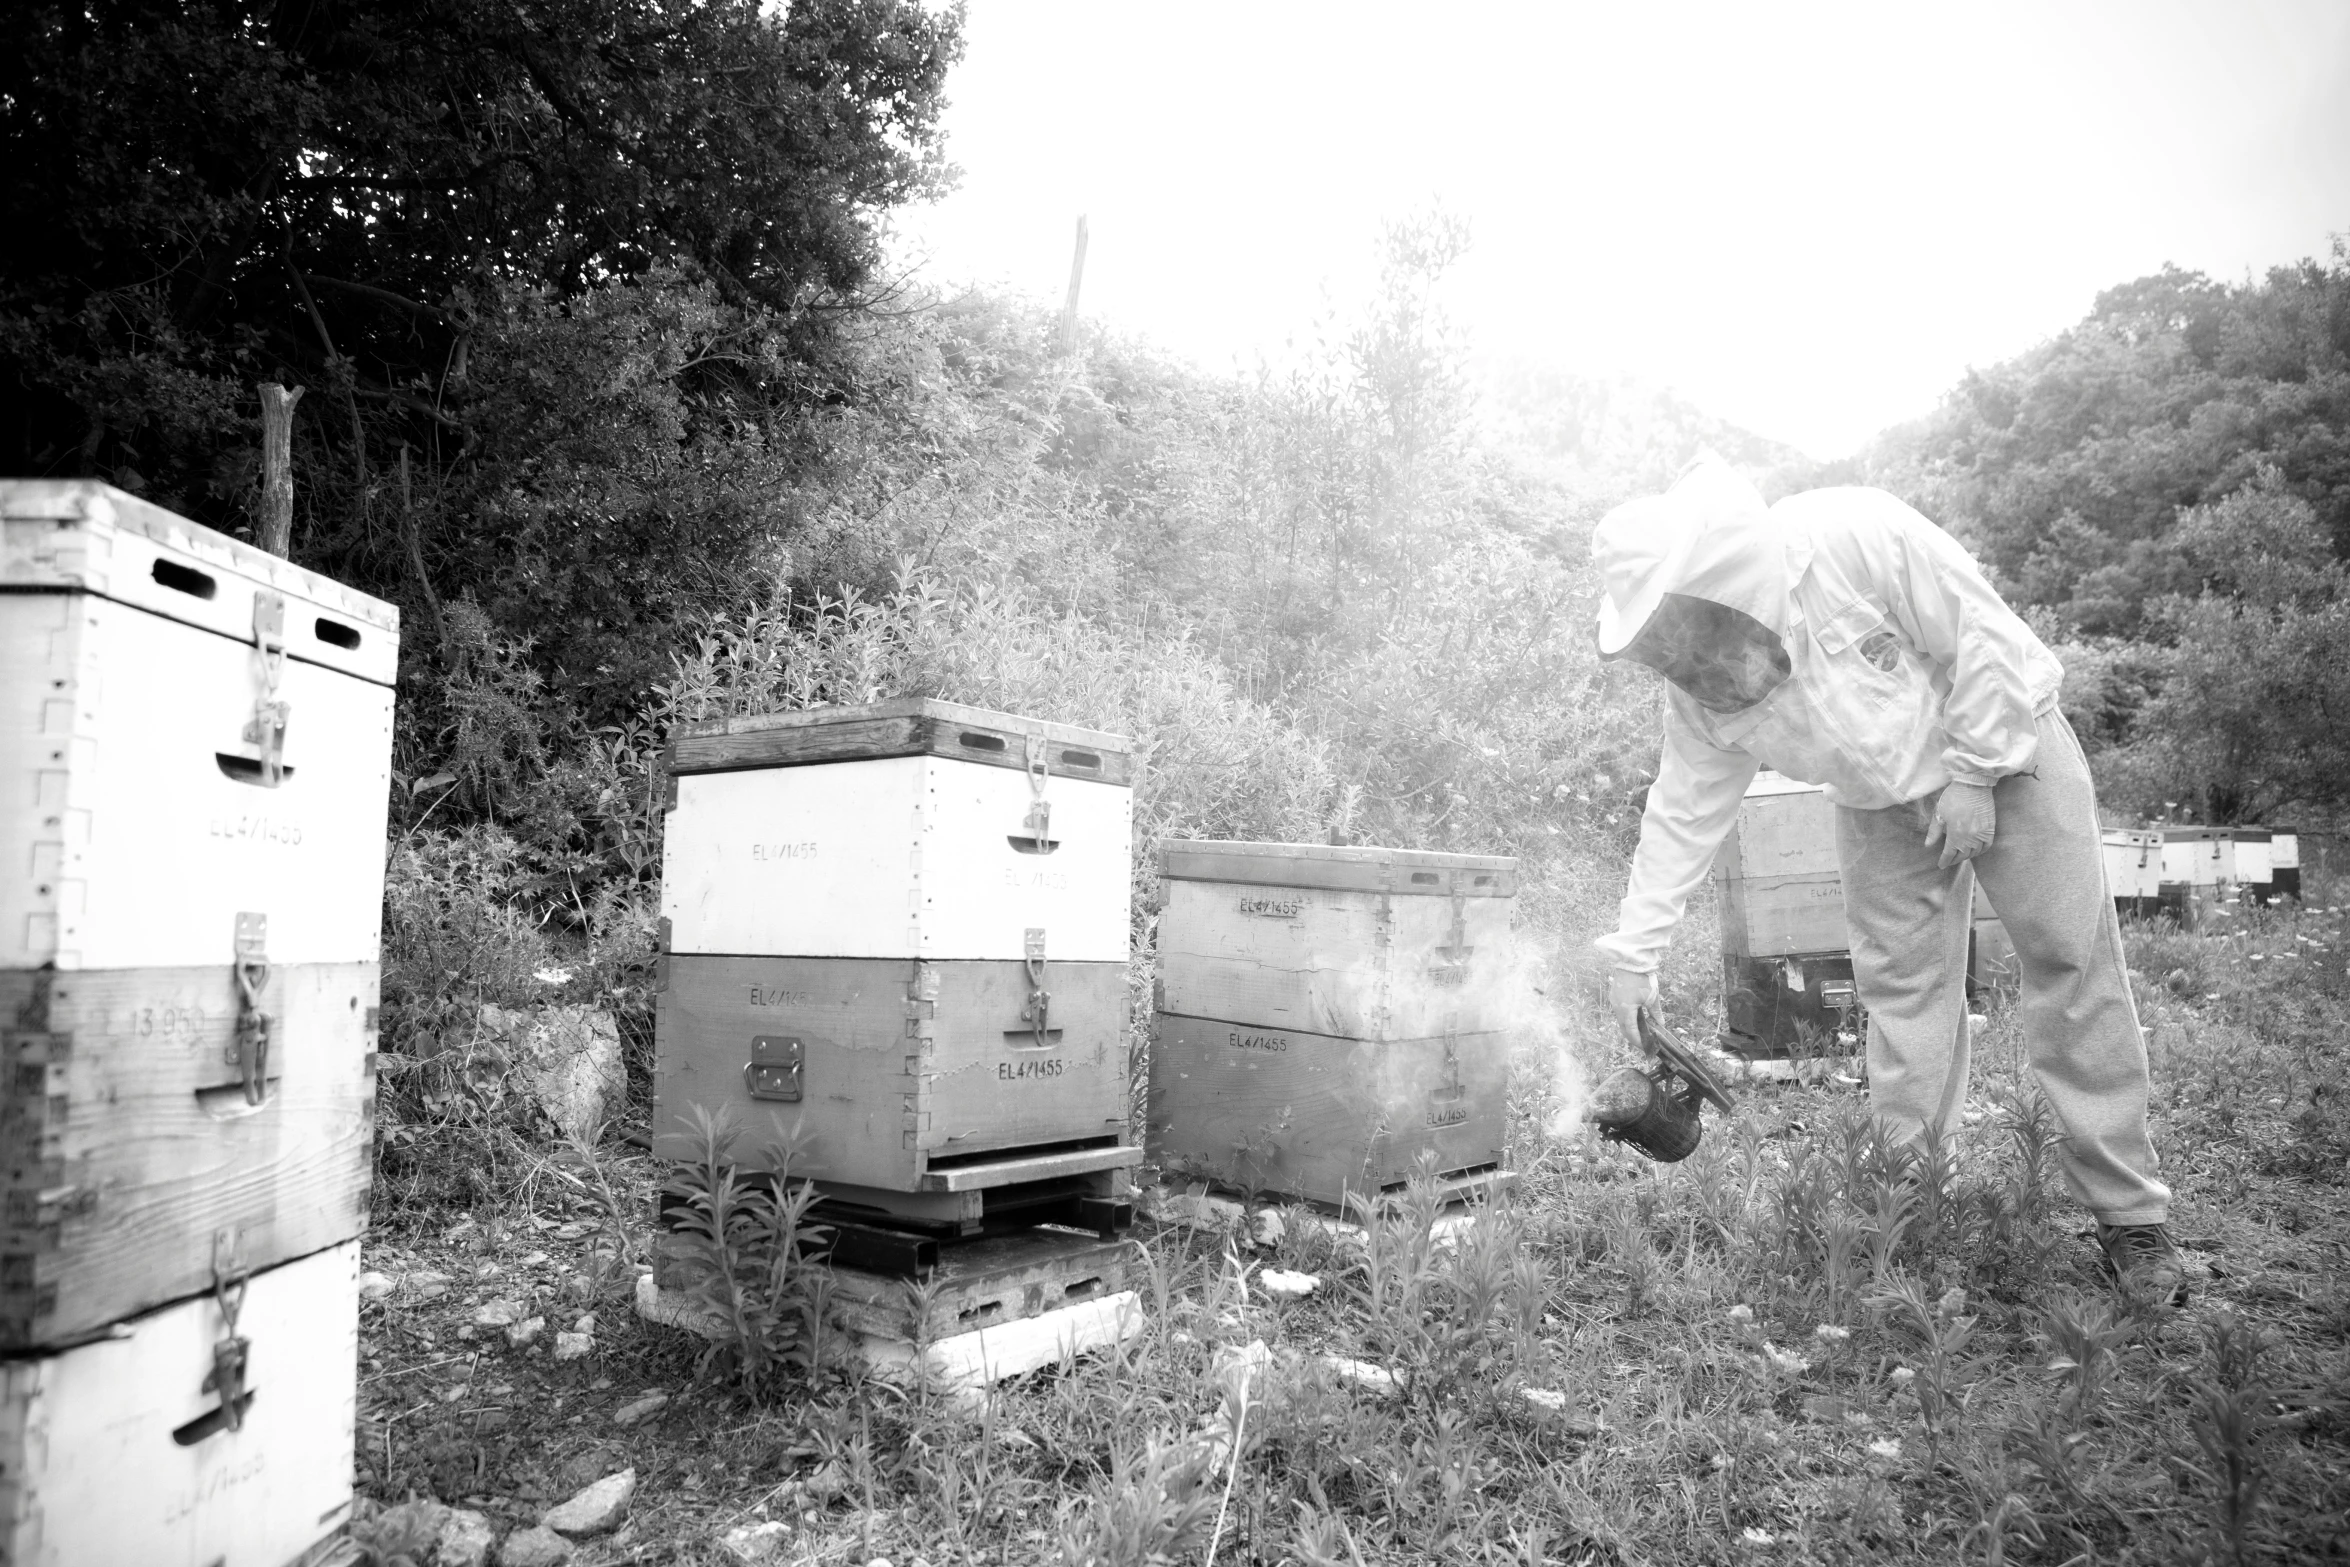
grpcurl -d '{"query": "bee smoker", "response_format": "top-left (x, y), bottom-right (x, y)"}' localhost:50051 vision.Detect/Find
top-left (1588, 1006), bottom-right (1736, 1162)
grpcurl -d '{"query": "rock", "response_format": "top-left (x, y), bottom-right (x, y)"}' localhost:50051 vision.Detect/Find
top-left (553, 1331), bottom-right (593, 1361)
top-left (507, 1315), bottom-right (546, 1349)
top-left (520, 1251), bottom-right (551, 1268)
top-left (1248, 1209), bottom-right (1286, 1248)
top-left (476, 1003), bottom-right (625, 1145)
top-left (437, 1508), bottom-right (497, 1567)
top-left (358, 1271), bottom-right (396, 1302)
top-left (573, 1313), bottom-right (597, 1334)
top-left (1320, 1356), bottom-right (1398, 1398)
top-left (543, 1467), bottom-right (636, 1537)
top-left (497, 1526), bottom-right (574, 1567)
top-left (718, 1522), bottom-right (793, 1563)
top-left (410, 1270), bottom-right (454, 1300)
top-left (1258, 1268), bottom-right (1318, 1299)
top-left (1519, 1387), bottom-right (1568, 1412)
top-left (611, 1391), bottom-right (667, 1427)
top-left (801, 1459), bottom-right (849, 1501)
top-left (474, 1300), bottom-right (522, 1330)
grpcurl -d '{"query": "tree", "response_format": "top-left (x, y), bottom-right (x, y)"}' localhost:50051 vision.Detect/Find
top-left (0, 0), bottom-right (963, 589)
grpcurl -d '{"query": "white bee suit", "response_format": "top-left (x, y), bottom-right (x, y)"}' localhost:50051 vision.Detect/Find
top-left (1596, 476), bottom-right (2168, 1225)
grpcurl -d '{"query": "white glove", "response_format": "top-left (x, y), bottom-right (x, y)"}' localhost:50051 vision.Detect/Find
top-left (1605, 968), bottom-right (1657, 1048)
top-left (1924, 780), bottom-right (1997, 870)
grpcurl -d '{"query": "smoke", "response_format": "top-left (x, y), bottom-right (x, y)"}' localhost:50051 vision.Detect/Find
top-left (1324, 922), bottom-right (1594, 1142)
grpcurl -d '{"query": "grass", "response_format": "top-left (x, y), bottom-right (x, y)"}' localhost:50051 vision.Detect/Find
top-left (352, 881), bottom-right (2350, 1566)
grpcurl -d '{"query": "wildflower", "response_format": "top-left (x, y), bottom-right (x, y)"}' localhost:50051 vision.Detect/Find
top-left (1936, 1287), bottom-right (1968, 1317)
top-left (1762, 1343), bottom-right (1811, 1374)
top-left (1868, 1437), bottom-right (1903, 1460)
top-left (1889, 1366), bottom-right (1916, 1387)
top-left (1727, 1304), bottom-right (1754, 1323)
top-left (1813, 1324), bottom-right (1851, 1343)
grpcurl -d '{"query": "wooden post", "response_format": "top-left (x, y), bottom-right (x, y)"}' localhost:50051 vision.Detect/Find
top-left (258, 382), bottom-right (304, 558)
top-left (1057, 215), bottom-right (1090, 357)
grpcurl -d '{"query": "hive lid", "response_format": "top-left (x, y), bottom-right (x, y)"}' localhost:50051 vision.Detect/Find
top-left (1158, 839), bottom-right (1517, 896)
top-left (1, 479), bottom-right (400, 684)
top-left (668, 695), bottom-right (1134, 784)
top-left (1743, 770), bottom-right (1823, 799)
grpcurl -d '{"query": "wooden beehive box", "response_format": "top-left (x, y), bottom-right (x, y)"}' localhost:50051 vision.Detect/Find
top-left (1149, 840), bottom-right (1517, 1207)
top-left (1, 481), bottom-right (398, 971)
top-left (661, 698), bottom-right (1133, 963)
top-left (0, 1238), bottom-right (359, 1567)
top-left (2159, 827), bottom-right (2230, 929)
top-left (2102, 829), bottom-right (2163, 917)
top-left (2229, 830), bottom-right (2273, 901)
top-left (2269, 830), bottom-right (2301, 901)
top-left (656, 699), bottom-right (1139, 1196)
top-left (1146, 1015), bottom-right (1510, 1206)
top-left (1, 482), bottom-right (396, 1351)
top-left (1, 964), bottom-right (377, 1349)
top-left (1714, 773), bottom-right (1849, 959)
top-left (1154, 841), bottom-right (1517, 1039)
top-left (654, 954), bottom-right (1136, 1194)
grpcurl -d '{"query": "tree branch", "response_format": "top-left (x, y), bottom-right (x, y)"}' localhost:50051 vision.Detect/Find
top-left (302, 272), bottom-right (457, 326)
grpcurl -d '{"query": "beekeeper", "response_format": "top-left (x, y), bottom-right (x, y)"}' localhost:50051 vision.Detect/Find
top-left (1591, 457), bottom-right (2184, 1304)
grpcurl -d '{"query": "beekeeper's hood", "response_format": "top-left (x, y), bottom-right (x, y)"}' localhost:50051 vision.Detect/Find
top-left (1593, 455), bottom-right (1783, 655)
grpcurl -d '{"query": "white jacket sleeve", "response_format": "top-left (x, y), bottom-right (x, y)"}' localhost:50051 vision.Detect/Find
top-left (1863, 500), bottom-right (2049, 786)
top-left (1594, 703), bottom-right (1758, 974)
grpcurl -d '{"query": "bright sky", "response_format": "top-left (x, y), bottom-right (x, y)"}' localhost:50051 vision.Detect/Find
top-left (889, 0), bottom-right (2350, 459)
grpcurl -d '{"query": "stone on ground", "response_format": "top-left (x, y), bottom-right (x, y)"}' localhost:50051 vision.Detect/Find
top-left (553, 1330), bottom-right (593, 1361)
top-left (718, 1521), bottom-right (792, 1562)
top-left (507, 1315), bottom-right (546, 1348)
top-left (437, 1508), bottom-right (497, 1567)
top-left (496, 1526), bottom-right (574, 1567)
top-left (612, 1390), bottom-right (668, 1426)
top-left (543, 1468), bottom-right (636, 1537)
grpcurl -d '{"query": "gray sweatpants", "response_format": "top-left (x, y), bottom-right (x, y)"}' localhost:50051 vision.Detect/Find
top-left (1834, 708), bottom-right (2169, 1224)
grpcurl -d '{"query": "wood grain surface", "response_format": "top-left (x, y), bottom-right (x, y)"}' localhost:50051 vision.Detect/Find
top-left (1146, 1014), bottom-right (1511, 1208)
top-left (655, 955), bottom-right (1130, 1190)
top-left (0, 963), bottom-right (376, 1349)
top-left (1154, 880), bottom-right (1517, 1039)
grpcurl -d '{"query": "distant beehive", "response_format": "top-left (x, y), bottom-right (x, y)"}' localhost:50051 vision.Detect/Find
top-left (1713, 773), bottom-right (1860, 1056)
top-left (2159, 827), bottom-right (2231, 929)
top-left (1, 480), bottom-right (391, 1563)
top-left (653, 698), bottom-right (1140, 1197)
top-left (1148, 841), bottom-right (1517, 1206)
top-left (2103, 829), bottom-right (2164, 919)
top-left (2269, 830), bottom-right (2302, 901)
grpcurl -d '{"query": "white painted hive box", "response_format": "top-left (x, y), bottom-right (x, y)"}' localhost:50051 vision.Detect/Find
top-left (2161, 828), bottom-right (2229, 889)
top-left (2100, 830), bottom-right (2163, 902)
top-left (1, 482), bottom-right (398, 970)
top-left (1715, 772), bottom-right (1849, 959)
top-left (661, 698), bottom-right (1133, 963)
top-left (0, 1238), bottom-right (359, 1567)
top-left (1153, 840), bottom-right (1517, 1040)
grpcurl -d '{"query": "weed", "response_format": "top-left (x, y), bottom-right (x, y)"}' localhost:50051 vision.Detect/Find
top-left (656, 1105), bottom-right (833, 1397)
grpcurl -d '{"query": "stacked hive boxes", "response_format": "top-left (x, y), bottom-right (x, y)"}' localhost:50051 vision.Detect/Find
top-left (654, 699), bottom-right (1141, 1238)
top-left (2103, 829), bottom-right (2164, 921)
top-left (1713, 773), bottom-right (1862, 1057)
top-left (2, 481), bottom-right (395, 1565)
top-left (2159, 827), bottom-right (2231, 929)
top-left (1148, 841), bottom-right (1517, 1207)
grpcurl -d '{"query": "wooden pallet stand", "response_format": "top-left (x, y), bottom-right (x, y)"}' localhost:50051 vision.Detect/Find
top-left (635, 1243), bottom-right (1142, 1402)
top-left (0, 1239), bottom-right (362, 1567)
